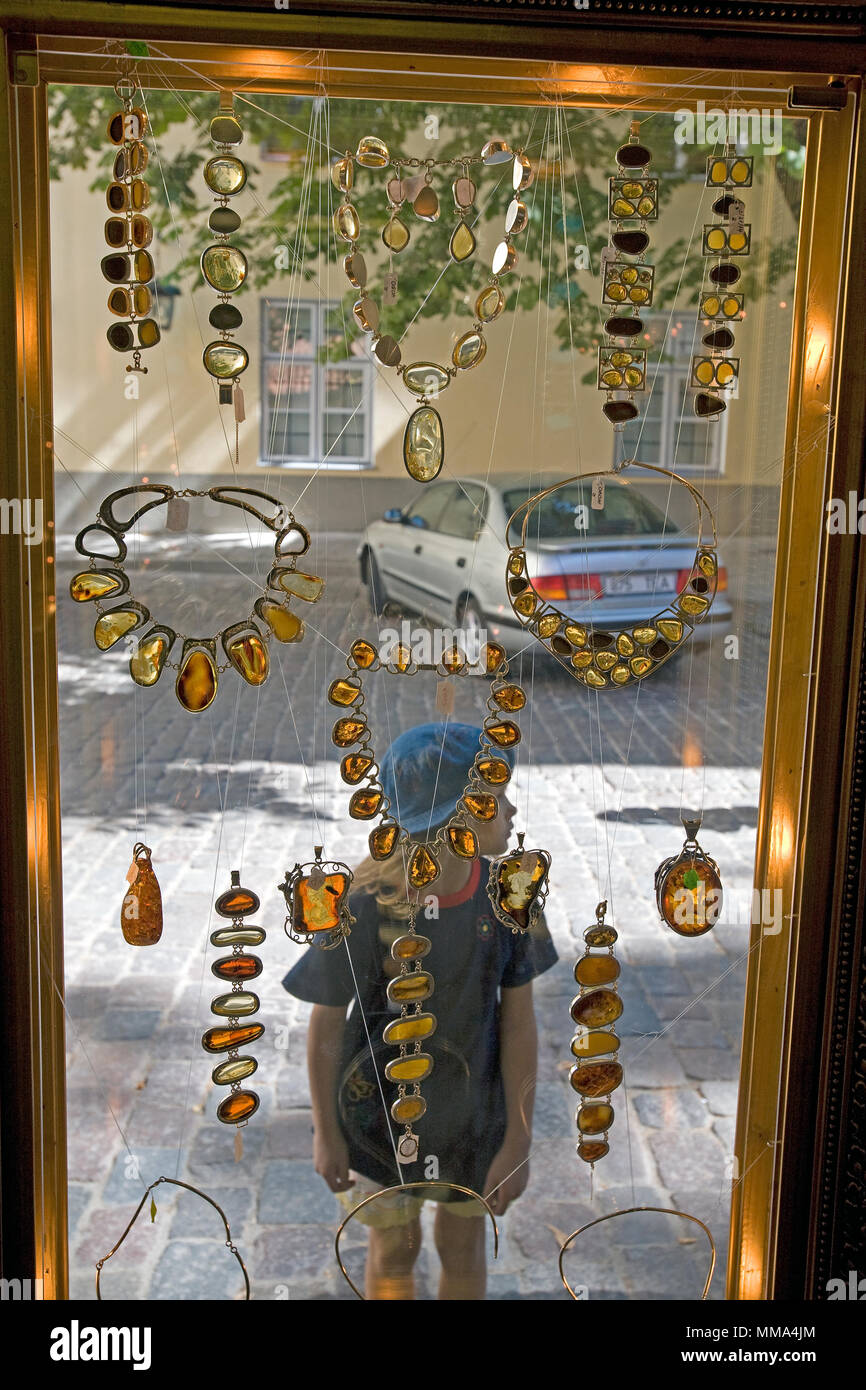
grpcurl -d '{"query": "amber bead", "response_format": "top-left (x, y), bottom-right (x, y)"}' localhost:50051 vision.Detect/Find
top-left (216, 1091), bottom-right (259, 1125)
top-left (493, 683), bottom-right (526, 712)
top-left (576, 1102), bottom-right (615, 1135)
top-left (441, 644), bottom-right (465, 673)
top-left (391, 933), bottom-right (431, 961)
top-left (215, 886), bottom-right (260, 917)
top-left (332, 717), bottom-right (366, 747)
top-left (477, 756), bottom-right (511, 786)
top-left (383, 1013), bottom-right (436, 1045)
top-left (350, 639), bottom-right (377, 668)
top-left (577, 1140), bottom-right (610, 1164)
top-left (570, 988), bottom-right (624, 1028)
top-left (630, 656), bottom-right (653, 677)
top-left (483, 642), bottom-right (506, 674)
top-left (386, 1053), bottom-right (434, 1083)
top-left (656, 618), bottom-right (684, 642)
top-left (94, 607), bottom-right (142, 651)
top-left (574, 955), bottom-right (621, 987)
top-left (462, 792), bottom-right (498, 821)
top-left (201, 1022), bottom-right (264, 1053)
top-left (70, 569), bottom-right (123, 603)
top-left (387, 970), bottom-right (434, 1003)
top-left (328, 677), bottom-right (361, 706)
top-left (632, 626), bottom-right (657, 645)
top-left (569, 1061), bottom-right (624, 1098)
top-left (226, 633), bottom-right (268, 686)
top-left (447, 825), bottom-right (478, 858)
top-left (341, 753), bottom-right (374, 784)
top-left (211, 990), bottom-right (259, 1017)
top-left (369, 821), bottom-right (399, 860)
top-left (408, 843), bottom-right (439, 888)
top-left (293, 872), bottom-right (349, 934)
top-left (211, 954), bottom-right (263, 982)
top-left (255, 600), bottom-right (303, 644)
top-left (120, 852), bottom-right (163, 946)
top-left (485, 720), bottom-right (520, 748)
top-left (176, 649), bottom-right (217, 713)
top-left (349, 787), bottom-right (383, 819)
top-left (571, 1030), bottom-right (620, 1059)
top-left (211, 1056), bottom-right (258, 1086)
top-left (536, 615), bottom-right (560, 639)
top-left (391, 1094), bottom-right (426, 1124)
top-left (210, 926), bottom-right (266, 948)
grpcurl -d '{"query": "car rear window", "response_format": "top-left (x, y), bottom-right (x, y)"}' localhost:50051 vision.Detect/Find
top-left (503, 483), bottom-right (680, 542)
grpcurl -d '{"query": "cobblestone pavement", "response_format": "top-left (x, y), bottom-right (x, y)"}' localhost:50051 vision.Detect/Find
top-left (59, 528), bottom-right (773, 1300)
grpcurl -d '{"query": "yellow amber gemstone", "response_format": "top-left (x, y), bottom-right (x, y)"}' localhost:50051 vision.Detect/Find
top-left (120, 850), bottom-right (162, 946)
top-left (350, 639), bottom-right (377, 668)
top-left (71, 570), bottom-right (123, 603)
top-left (390, 643), bottom-right (412, 672)
top-left (709, 158), bottom-right (728, 184)
top-left (341, 753), bottom-right (373, 784)
top-left (226, 633), bottom-right (268, 686)
top-left (493, 683), bottom-right (526, 712)
top-left (722, 296), bottom-right (741, 316)
top-left (216, 886), bottom-right (259, 916)
top-left (621, 181), bottom-right (643, 198)
top-left (485, 720), bottom-right (520, 747)
top-left (348, 787), bottom-right (383, 819)
top-left (703, 295), bottom-right (721, 316)
top-left (728, 231), bottom-right (747, 253)
top-left (332, 717), bottom-right (366, 747)
top-left (292, 872), bottom-right (349, 934)
top-left (564, 623), bottom-right (587, 646)
top-left (605, 286), bottom-right (627, 306)
top-left (256, 600), bottom-right (303, 643)
top-left (617, 633), bottom-right (636, 657)
top-left (610, 666), bottom-right (630, 684)
top-left (369, 821), bottom-right (399, 860)
top-left (694, 360), bottom-right (715, 385)
top-left (514, 591), bottom-right (537, 617)
top-left (130, 632), bottom-right (168, 687)
top-left (495, 852), bottom-right (548, 930)
top-left (620, 266), bottom-right (638, 285)
top-left (657, 619), bottom-right (684, 642)
top-left (331, 156), bottom-right (353, 192)
top-left (176, 649), bottom-right (217, 712)
top-left (637, 197), bottom-right (655, 216)
top-left (576, 1102), bottom-right (615, 1135)
top-left (716, 360), bottom-right (736, 385)
top-left (585, 923), bottom-right (618, 947)
top-left (403, 406), bottom-right (444, 483)
top-left (382, 216), bottom-right (410, 252)
top-left (679, 593), bottom-right (709, 615)
top-left (391, 934), bottom-right (431, 961)
top-left (450, 220), bottom-right (476, 262)
top-left (210, 926), bottom-right (265, 947)
top-left (385, 1053), bottom-right (434, 1083)
top-left (602, 369), bottom-right (624, 388)
top-left (573, 650), bottom-right (594, 669)
top-left (706, 227), bottom-right (727, 252)
top-left (476, 285), bottom-right (505, 322)
top-left (612, 198), bottom-right (635, 217)
top-left (383, 1013), bottom-right (436, 1045)
top-left (577, 1140), bottom-right (609, 1163)
top-left (403, 363), bottom-right (450, 397)
top-left (94, 607), bottom-right (141, 650)
top-left (387, 970), bottom-right (434, 1003)
top-left (391, 1094), bottom-right (427, 1124)
top-left (441, 644), bottom-right (465, 673)
top-left (447, 825), bottom-right (478, 858)
top-left (571, 1030), bottom-right (620, 1058)
top-left (632, 626), bottom-right (657, 645)
top-left (408, 844), bottom-right (439, 888)
top-left (630, 656), bottom-right (652, 677)
top-left (462, 792), bottom-right (498, 821)
top-left (212, 1056), bottom-right (258, 1086)
top-left (216, 1091), bottom-right (259, 1126)
top-left (334, 203), bottom-right (361, 241)
top-left (658, 855), bottom-right (723, 937)
top-left (698, 553), bottom-right (717, 577)
top-left (210, 990), bottom-right (260, 1017)
top-left (483, 641), bottom-right (506, 673)
top-left (731, 158), bottom-right (750, 183)
top-left (574, 955), bottom-right (621, 986)
top-left (201, 1022), bottom-right (264, 1054)
top-left (452, 330), bottom-right (486, 371)
top-left (629, 286), bottom-right (649, 304)
top-left (477, 756), bottom-right (510, 785)
top-left (272, 570), bottom-right (324, 602)
top-left (624, 367), bottom-right (644, 387)
top-left (570, 988), bottom-right (623, 1028)
top-left (507, 553), bottom-right (524, 576)
top-left (570, 1061), bottom-right (624, 1097)
top-left (536, 614), bottom-right (561, 638)
top-left (595, 651), bottom-right (617, 671)
top-left (357, 135), bottom-right (389, 167)
top-left (328, 677), bottom-right (361, 706)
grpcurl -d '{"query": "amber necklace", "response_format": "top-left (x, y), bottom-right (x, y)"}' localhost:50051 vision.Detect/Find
top-left (332, 135), bottom-right (533, 482)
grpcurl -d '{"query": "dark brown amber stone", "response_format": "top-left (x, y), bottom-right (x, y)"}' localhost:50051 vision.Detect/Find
top-left (695, 392), bottom-right (727, 418)
top-left (649, 639), bottom-right (670, 659)
top-left (477, 756), bottom-right (511, 785)
top-left (574, 955), bottom-right (621, 986)
top-left (570, 1061), bottom-right (624, 1097)
top-left (211, 954), bottom-right (263, 981)
top-left (604, 315), bottom-right (642, 337)
top-left (590, 631), bottom-right (614, 649)
top-left (201, 1022), bottom-right (265, 1054)
top-left (611, 229), bottom-right (650, 256)
top-left (576, 1102), bottom-right (615, 1135)
top-left (462, 792), bottom-right (498, 821)
top-left (408, 843), bottom-right (439, 888)
top-left (616, 143), bottom-right (651, 168)
top-left (387, 970), bottom-right (434, 1003)
top-left (216, 1090), bottom-right (259, 1125)
top-left (369, 821), bottom-right (399, 860)
top-left (447, 824), bottom-right (479, 858)
top-left (485, 720), bottom-right (520, 748)
top-left (712, 193), bottom-right (738, 216)
top-left (584, 924), bottom-right (618, 947)
top-left (341, 753), bottom-right (374, 784)
top-left (550, 636), bottom-right (573, 657)
top-left (703, 327), bottom-right (735, 351)
top-left (577, 1140), bottom-right (610, 1163)
top-left (215, 886), bottom-right (260, 918)
top-left (603, 401), bottom-right (639, 425)
top-left (709, 262), bottom-right (740, 287)
top-left (350, 639), bottom-right (377, 668)
top-left (349, 787), bottom-right (383, 819)
top-left (570, 988), bottom-right (624, 1028)
top-left (571, 1030), bottom-right (620, 1058)
top-left (332, 717), bottom-right (366, 747)
top-left (493, 683), bottom-right (526, 712)
top-left (328, 677), bottom-right (361, 706)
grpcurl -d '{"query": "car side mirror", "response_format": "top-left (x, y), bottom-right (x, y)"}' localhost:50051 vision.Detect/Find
top-left (383, 508), bottom-right (403, 523)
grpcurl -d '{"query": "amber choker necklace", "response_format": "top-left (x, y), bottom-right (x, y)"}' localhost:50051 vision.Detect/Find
top-left (332, 134), bottom-right (533, 483)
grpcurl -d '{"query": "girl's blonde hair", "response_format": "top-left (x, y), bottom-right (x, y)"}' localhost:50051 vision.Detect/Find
top-left (352, 824), bottom-right (445, 906)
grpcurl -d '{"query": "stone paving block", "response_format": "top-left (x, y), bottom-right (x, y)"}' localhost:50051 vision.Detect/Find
top-left (680, 1047), bottom-right (742, 1081)
top-left (712, 1115), bottom-right (736, 1150)
top-left (102, 1148), bottom-right (188, 1204)
top-left (632, 1088), bottom-right (709, 1129)
top-left (530, 1081), bottom-right (575, 1141)
top-left (258, 1159), bottom-right (339, 1224)
top-left (665, 1019), bottom-right (730, 1049)
top-left (650, 1130), bottom-right (727, 1189)
top-left (699, 1081), bottom-right (740, 1115)
top-left (149, 1239), bottom-right (246, 1300)
top-left (94, 1009), bottom-right (162, 1042)
top-left (252, 1224), bottom-right (349, 1284)
top-left (264, 1109), bottom-right (315, 1160)
top-left (275, 1065), bottom-right (313, 1110)
top-left (506, 1197), bottom-right (596, 1264)
top-left (623, 1243), bottom-right (715, 1300)
top-left (622, 1039), bottom-right (688, 1088)
top-left (656, 994), bottom-right (713, 1022)
top-left (67, 1181), bottom-right (93, 1239)
top-left (73, 1201), bottom-right (163, 1268)
top-left (168, 1185), bottom-right (252, 1239)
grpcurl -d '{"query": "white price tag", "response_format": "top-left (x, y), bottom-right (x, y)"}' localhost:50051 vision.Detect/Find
top-left (591, 476), bottom-right (605, 510)
top-left (383, 271), bottom-right (399, 305)
top-left (233, 385), bottom-right (246, 423)
top-left (727, 198), bottom-right (746, 233)
top-left (600, 245), bottom-right (617, 271)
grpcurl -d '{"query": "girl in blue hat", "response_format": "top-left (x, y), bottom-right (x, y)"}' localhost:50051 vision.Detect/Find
top-left (282, 721), bottom-right (557, 1300)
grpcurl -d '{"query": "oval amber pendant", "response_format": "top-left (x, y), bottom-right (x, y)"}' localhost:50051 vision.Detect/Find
top-left (569, 1061), bottom-right (624, 1098)
top-left (212, 954), bottom-right (263, 982)
top-left (120, 845), bottom-right (163, 946)
top-left (176, 648), bottom-right (218, 713)
top-left (403, 407), bottom-right (444, 484)
top-left (391, 934), bottom-right (432, 961)
top-left (385, 1053), bottom-right (434, 1083)
top-left (201, 1022), bottom-right (265, 1054)
top-left (216, 1091), bottom-right (259, 1126)
top-left (387, 971), bottom-right (434, 1003)
top-left (212, 1056), bottom-right (258, 1086)
top-left (576, 1102), bottom-right (615, 1135)
top-left (383, 1012), bottom-right (436, 1045)
top-left (570, 988), bottom-right (624, 1028)
top-left (574, 955), bottom-right (621, 987)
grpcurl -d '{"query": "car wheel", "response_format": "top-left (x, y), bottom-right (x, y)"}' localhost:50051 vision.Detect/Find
top-left (363, 549), bottom-right (389, 618)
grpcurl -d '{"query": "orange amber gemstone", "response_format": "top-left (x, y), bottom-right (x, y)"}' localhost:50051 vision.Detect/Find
top-left (576, 1102), bottom-right (614, 1135)
top-left (493, 683), bottom-right (526, 711)
top-left (441, 644), bottom-right (465, 673)
top-left (391, 1094), bottom-right (427, 1124)
top-left (215, 886), bottom-right (260, 917)
top-left (387, 970), bottom-right (434, 1003)
top-left (350, 639), bottom-right (377, 668)
top-left (570, 988), bottom-right (623, 1028)
top-left (293, 872), bottom-right (349, 933)
top-left (477, 756), bottom-right (511, 785)
top-left (447, 825), bottom-right (478, 858)
top-left (391, 933), bottom-right (431, 960)
top-left (462, 792), bottom-right (498, 821)
top-left (385, 1053), bottom-right (434, 1083)
top-left (483, 641), bottom-right (506, 674)
top-left (408, 843), bottom-right (439, 887)
top-left (369, 821), bottom-right (399, 860)
top-left (176, 648), bottom-right (217, 713)
top-left (332, 717), bottom-right (366, 747)
top-left (485, 720), bottom-right (520, 748)
top-left (349, 787), bottom-right (383, 819)
top-left (120, 850), bottom-right (162, 946)
top-left (574, 955), bottom-right (621, 987)
top-left (328, 677), bottom-right (361, 706)
top-left (211, 954), bottom-right (263, 981)
top-left (226, 633), bottom-right (268, 686)
top-left (390, 644), bottom-right (413, 672)
top-left (383, 1013), bottom-right (436, 1044)
top-left (569, 1061), bottom-right (624, 1097)
top-left (495, 851), bottom-right (548, 930)
top-left (341, 753), bottom-right (374, 784)
top-left (201, 1022), bottom-right (265, 1054)
top-left (216, 1090), bottom-right (260, 1125)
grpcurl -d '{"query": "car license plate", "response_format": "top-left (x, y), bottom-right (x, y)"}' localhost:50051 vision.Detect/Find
top-left (604, 571), bottom-right (677, 596)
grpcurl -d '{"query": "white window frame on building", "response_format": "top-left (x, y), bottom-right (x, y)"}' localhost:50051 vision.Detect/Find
top-left (260, 298), bottom-right (374, 468)
top-left (614, 311), bottom-right (729, 475)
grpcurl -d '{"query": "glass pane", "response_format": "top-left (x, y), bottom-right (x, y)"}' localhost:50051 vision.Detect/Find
top-left (266, 360), bottom-right (312, 409)
top-left (323, 410), bottom-right (365, 458)
top-left (325, 366), bottom-right (365, 410)
top-left (267, 409), bottom-right (311, 456)
top-left (265, 302), bottom-right (313, 356)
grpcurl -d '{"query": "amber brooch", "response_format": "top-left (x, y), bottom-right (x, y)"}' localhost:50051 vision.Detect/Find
top-left (201, 871), bottom-right (266, 1128)
top-left (70, 483), bottom-right (322, 711)
top-left (655, 816), bottom-right (723, 937)
top-left (279, 848), bottom-right (355, 951)
top-left (487, 833), bottom-right (550, 934)
top-left (505, 461), bottom-right (719, 689)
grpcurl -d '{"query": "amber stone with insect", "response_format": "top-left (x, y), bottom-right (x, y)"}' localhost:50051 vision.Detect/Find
top-left (569, 1061), bottom-right (624, 1097)
top-left (387, 970), bottom-right (434, 1003)
top-left (370, 821), bottom-right (399, 860)
top-left (332, 718), bottom-right (366, 747)
top-left (576, 1102), bottom-right (614, 1135)
top-left (570, 988), bottom-right (623, 1028)
top-left (211, 954), bottom-right (263, 982)
top-left (201, 1022), bottom-right (265, 1053)
top-left (328, 678), bottom-right (361, 706)
top-left (341, 753), bottom-right (374, 784)
top-left (574, 955), bottom-right (621, 987)
top-left (216, 1091), bottom-right (259, 1125)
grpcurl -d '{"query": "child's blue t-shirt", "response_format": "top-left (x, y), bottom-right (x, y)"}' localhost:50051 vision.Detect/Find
top-left (282, 858), bottom-right (558, 1194)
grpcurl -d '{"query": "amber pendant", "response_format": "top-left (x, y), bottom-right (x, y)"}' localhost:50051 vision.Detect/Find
top-left (486, 832), bottom-right (550, 934)
top-left (278, 847), bottom-right (355, 950)
top-left (120, 842), bottom-right (163, 946)
top-left (403, 406), bottom-right (444, 484)
top-left (655, 817), bottom-right (723, 937)
top-left (569, 902), bottom-right (623, 1165)
top-left (202, 870), bottom-right (265, 1129)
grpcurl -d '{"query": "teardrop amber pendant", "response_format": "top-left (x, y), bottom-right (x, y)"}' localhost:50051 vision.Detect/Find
top-left (449, 219), bottom-right (476, 262)
top-left (120, 844), bottom-right (163, 946)
top-left (369, 821), bottom-right (399, 860)
top-left (408, 843), bottom-right (439, 888)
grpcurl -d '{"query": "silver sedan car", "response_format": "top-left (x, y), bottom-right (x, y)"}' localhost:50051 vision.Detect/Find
top-left (358, 473), bottom-right (731, 656)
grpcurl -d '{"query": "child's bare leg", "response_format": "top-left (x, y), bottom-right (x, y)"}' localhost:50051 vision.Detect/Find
top-left (433, 1204), bottom-right (487, 1300)
top-left (365, 1216), bottom-right (423, 1300)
